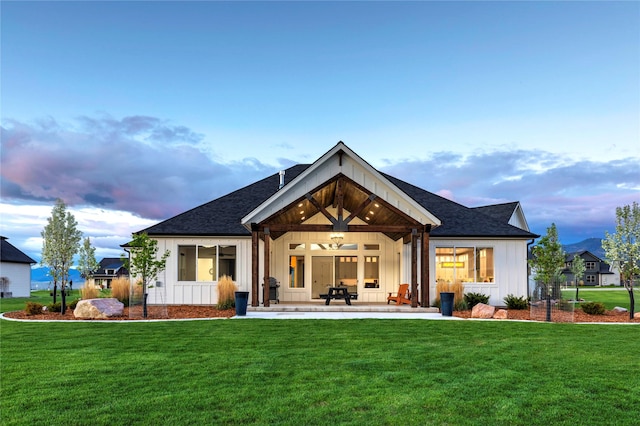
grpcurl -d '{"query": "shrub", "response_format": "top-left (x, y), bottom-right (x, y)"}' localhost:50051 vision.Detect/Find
top-left (47, 302), bottom-right (62, 313)
top-left (582, 302), bottom-right (606, 315)
top-left (464, 292), bottom-right (489, 309)
top-left (434, 280), bottom-right (464, 307)
top-left (111, 277), bottom-right (132, 305)
top-left (454, 299), bottom-right (468, 311)
top-left (80, 279), bottom-right (100, 299)
top-left (503, 294), bottom-right (529, 310)
top-left (68, 299), bottom-right (80, 310)
top-left (25, 302), bottom-right (43, 315)
top-left (217, 275), bottom-right (238, 310)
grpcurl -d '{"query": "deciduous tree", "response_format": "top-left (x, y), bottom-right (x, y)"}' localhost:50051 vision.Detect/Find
top-left (123, 232), bottom-right (170, 318)
top-left (570, 254), bottom-right (586, 301)
top-left (529, 223), bottom-right (566, 321)
top-left (41, 199), bottom-right (82, 314)
top-left (602, 202), bottom-right (639, 320)
top-left (78, 237), bottom-right (98, 281)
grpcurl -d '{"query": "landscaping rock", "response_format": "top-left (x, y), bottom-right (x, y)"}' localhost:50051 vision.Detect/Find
top-left (74, 298), bottom-right (124, 319)
top-left (634, 312), bottom-right (640, 320)
top-left (493, 309), bottom-right (508, 319)
top-left (471, 303), bottom-right (495, 319)
top-left (613, 306), bottom-right (628, 313)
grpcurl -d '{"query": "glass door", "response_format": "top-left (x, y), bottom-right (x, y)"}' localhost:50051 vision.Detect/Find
top-left (311, 256), bottom-right (333, 299)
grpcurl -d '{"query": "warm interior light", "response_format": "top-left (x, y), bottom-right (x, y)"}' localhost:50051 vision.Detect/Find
top-left (329, 232), bottom-right (344, 248)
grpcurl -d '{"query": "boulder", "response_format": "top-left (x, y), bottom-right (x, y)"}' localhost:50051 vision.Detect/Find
top-left (74, 298), bottom-right (124, 319)
top-left (493, 309), bottom-right (508, 319)
top-left (613, 306), bottom-right (628, 313)
top-left (634, 312), bottom-right (640, 320)
top-left (471, 303), bottom-right (496, 319)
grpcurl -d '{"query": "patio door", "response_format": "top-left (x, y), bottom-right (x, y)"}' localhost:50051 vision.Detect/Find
top-left (311, 256), bottom-right (333, 299)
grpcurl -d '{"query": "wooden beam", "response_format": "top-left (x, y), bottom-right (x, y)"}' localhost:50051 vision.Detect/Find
top-left (263, 228), bottom-right (270, 307)
top-left (251, 226), bottom-right (259, 307)
top-left (345, 194), bottom-right (376, 223)
top-left (336, 177), bottom-right (344, 219)
top-left (421, 228), bottom-right (430, 308)
top-left (411, 229), bottom-right (418, 308)
top-left (305, 193), bottom-right (337, 225)
top-left (257, 223), bottom-right (428, 234)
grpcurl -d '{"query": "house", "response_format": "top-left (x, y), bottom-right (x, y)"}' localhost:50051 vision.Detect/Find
top-left (0, 236), bottom-right (36, 298)
top-left (563, 251), bottom-right (619, 287)
top-left (134, 142), bottom-right (539, 307)
top-left (93, 258), bottom-right (128, 288)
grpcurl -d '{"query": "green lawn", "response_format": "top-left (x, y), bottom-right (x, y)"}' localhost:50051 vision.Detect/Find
top-left (562, 287), bottom-right (638, 310)
top-left (1, 304), bottom-right (639, 425)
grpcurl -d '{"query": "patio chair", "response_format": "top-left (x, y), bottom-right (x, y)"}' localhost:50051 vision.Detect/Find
top-left (387, 283), bottom-right (412, 305)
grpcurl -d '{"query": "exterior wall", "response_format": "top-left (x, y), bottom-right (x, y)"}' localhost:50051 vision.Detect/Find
top-left (145, 237), bottom-right (252, 305)
top-left (0, 262), bottom-right (31, 298)
top-left (429, 238), bottom-right (530, 306)
top-left (147, 235), bottom-right (530, 307)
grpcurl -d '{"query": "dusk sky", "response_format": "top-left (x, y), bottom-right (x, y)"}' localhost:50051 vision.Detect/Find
top-left (1, 1), bottom-right (638, 263)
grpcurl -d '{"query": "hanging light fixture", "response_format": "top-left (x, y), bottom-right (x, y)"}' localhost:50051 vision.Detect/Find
top-left (330, 232), bottom-right (344, 249)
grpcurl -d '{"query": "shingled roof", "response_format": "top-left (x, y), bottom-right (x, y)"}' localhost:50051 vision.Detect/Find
top-left (1, 236), bottom-right (36, 264)
top-left (471, 202), bottom-right (520, 224)
top-left (141, 164), bottom-right (538, 239)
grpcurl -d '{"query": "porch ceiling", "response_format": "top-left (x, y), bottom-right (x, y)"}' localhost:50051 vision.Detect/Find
top-left (258, 174), bottom-right (425, 240)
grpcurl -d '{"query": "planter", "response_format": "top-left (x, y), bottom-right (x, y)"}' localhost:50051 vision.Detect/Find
top-left (234, 291), bottom-right (249, 316)
top-left (440, 292), bottom-right (454, 317)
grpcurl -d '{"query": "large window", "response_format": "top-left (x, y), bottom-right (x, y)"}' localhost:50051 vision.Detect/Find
top-left (364, 256), bottom-right (379, 288)
top-left (178, 245), bottom-right (236, 282)
top-left (289, 255), bottom-right (305, 288)
top-left (435, 246), bottom-right (494, 284)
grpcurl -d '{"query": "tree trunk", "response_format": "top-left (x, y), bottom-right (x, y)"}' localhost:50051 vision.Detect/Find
top-left (629, 287), bottom-right (635, 320)
top-left (61, 286), bottom-right (67, 315)
top-left (143, 293), bottom-right (148, 318)
top-left (546, 293), bottom-right (552, 322)
top-left (52, 283), bottom-right (57, 304)
top-left (575, 286), bottom-right (579, 301)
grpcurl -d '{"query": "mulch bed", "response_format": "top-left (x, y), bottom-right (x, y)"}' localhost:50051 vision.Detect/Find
top-left (3, 305), bottom-right (638, 322)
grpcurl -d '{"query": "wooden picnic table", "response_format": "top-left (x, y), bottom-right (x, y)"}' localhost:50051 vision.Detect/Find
top-left (319, 286), bottom-right (357, 305)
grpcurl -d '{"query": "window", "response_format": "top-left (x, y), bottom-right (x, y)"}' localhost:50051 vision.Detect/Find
top-left (364, 256), bottom-right (379, 288)
top-left (586, 275), bottom-right (596, 284)
top-left (585, 261), bottom-right (596, 270)
top-left (178, 245), bottom-right (236, 282)
top-left (289, 255), bottom-right (305, 288)
top-left (436, 246), bottom-right (494, 284)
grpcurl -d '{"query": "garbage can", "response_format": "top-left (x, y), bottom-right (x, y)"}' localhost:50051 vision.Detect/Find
top-left (234, 291), bottom-right (249, 316)
top-left (440, 292), bottom-right (454, 317)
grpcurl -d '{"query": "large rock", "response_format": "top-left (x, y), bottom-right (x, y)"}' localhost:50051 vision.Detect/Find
top-left (471, 303), bottom-right (496, 319)
top-left (634, 312), bottom-right (640, 320)
top-left (74, 298), bottom-right (124, 319)
top-left (493, 309), bottom-right (508, 319)
top-left (613, 306), bottom-right (628, 313)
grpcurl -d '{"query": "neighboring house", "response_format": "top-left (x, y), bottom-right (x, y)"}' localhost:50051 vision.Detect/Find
top-left (563, 251), bottom-right (620, 287)
top-left (93, 258), bottom-right (129, 288)
top-left (0, 236), bottom-right (36, 298)
top-left (133, 142), bottom-right (539, 307)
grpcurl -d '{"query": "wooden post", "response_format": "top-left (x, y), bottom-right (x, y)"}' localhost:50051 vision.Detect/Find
top-left (263, 228), bottom-right (270, 307)
top-left (411, 229), bottom-right (418, 308)
top-left (251, 225), bottom-right (259, 307)
top-left (421, 228), bottom-right (430, 308)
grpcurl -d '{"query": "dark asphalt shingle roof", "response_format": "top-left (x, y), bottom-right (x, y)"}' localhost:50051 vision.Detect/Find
top-left (142, 165), bottom-right (539, 239)
top-left (471, 202), bottom-right (520, 224)
top-left (1, 236), bottom-right (36, 264)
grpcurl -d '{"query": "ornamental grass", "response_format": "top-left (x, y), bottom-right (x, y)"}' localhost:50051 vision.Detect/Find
top-left (217, 275), bottom-right (237, 310)
top-left (80, 279), bottom-right (100, 299)
top-left (435, 280), bottom-right (465, 306)
top-left (110, 277), bottom-right (132, 305)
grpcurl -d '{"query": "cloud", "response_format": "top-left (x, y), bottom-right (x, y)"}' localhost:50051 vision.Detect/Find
top-left (380, 150), bottom-right (640, 243)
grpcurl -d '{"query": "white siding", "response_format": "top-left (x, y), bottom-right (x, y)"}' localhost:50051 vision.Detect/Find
top-left (0, 262), bottom-right (32, 298)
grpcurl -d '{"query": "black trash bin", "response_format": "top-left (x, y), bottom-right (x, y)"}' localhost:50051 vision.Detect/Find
top-left (440, 292), bottom-right (454, 317)
top-left (234, 291), bottom-right (249, 316)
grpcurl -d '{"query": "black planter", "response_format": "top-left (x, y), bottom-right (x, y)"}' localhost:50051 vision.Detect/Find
top-left (234, 291), bottom-right (249, 316)
top-left (440, 292), bottom-right (454, 317)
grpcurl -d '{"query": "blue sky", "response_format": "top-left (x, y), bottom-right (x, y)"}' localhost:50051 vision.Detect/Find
top-left (1, 1), bottom-right (638, 262)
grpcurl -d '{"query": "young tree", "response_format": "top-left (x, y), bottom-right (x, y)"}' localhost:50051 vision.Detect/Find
top-left (529, 223), bottom-right (566, 321)
top-left (78, 237), bottom-right (99, 282)
top-left (123, 232), bottom-right (170, 318)
top-left (41, 199), bottom-right (82, 314)
top-left (570, 254), bottom-right (586, 301)
top-left (602, 202), bottom-right (639, 320)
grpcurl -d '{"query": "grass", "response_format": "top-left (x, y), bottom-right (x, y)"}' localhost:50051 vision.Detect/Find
top-left (562, 287), bottom-right (638, 310)
top-left (1, 296), bottom-right (639, 425)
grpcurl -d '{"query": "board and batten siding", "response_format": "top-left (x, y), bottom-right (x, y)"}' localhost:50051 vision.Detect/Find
top-left (430, 238), bottom-right (530, 306)
top-left (145, 237), bottom-right (252, 306)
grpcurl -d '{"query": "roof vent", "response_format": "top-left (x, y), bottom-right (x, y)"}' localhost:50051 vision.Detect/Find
top-left (278, 170), bottom-right (286, 190)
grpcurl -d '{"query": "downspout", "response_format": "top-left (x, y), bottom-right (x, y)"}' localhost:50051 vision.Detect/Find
top-left (526, 239), bottom-right (535, 299)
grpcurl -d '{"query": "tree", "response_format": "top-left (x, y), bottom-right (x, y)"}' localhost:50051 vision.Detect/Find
top-left (570, 254), bottom-right (586, 301)
top-left (41, 199), bottom-right (82, 314)
top-left (78, 237), bottom-right (99, 282)
top-left (602, 202), bottom-right (639, 320)
top-left (123, 232), bottom-right (170, 318)
top-left (529, 223), bottom-right (566, 321)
